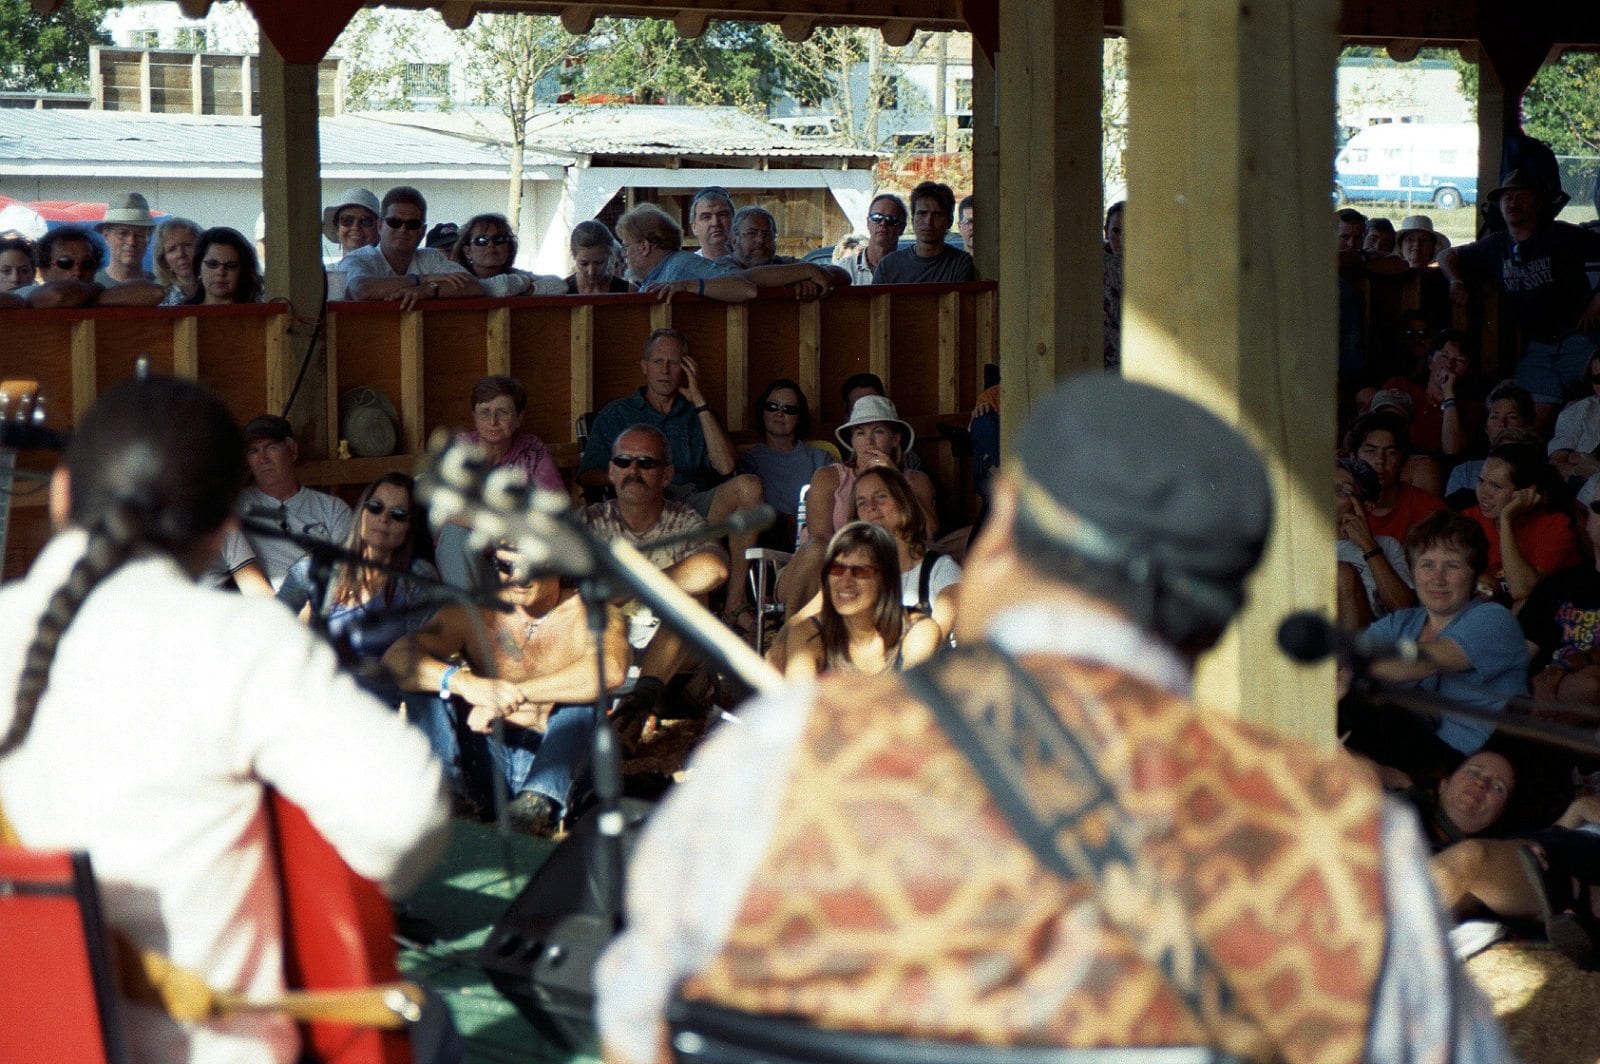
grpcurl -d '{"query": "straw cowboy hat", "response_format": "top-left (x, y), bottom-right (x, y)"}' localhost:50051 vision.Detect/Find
top-left (96, 192), bottom-right (156, 230)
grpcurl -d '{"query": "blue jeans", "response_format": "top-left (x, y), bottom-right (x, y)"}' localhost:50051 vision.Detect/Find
top-left (403, 693), bottom-right (594, 813)
top-left (1516, 331), bottom-right (1599, 404)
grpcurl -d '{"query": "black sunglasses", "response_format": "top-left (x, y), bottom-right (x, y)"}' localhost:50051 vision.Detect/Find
top-left (611, 454), bottom-right (665, 470)
top-left (868, 212), bottom-right (906, 227)
top-left (363, 498), bottom-right (410, 521)
top-left (763, 401), bottom-right (801, 415)
top-left (338, 213), bottom-right (376, 228)
top-left (54, 256), bottom-right (94, 270)
top-left (385, 217), bottom-right (425, 231)
top-left (469, 234), bottom-right (512, 247)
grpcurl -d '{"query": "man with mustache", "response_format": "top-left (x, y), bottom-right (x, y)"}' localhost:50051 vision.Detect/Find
top-left (581, 425), bottom-right (728, 727)
top-left (1440, 169), bottom-right (1600, 429)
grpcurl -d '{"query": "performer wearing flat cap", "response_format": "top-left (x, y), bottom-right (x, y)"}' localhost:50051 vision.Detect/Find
top-left (595, 374), bottom-right (1506, 1063)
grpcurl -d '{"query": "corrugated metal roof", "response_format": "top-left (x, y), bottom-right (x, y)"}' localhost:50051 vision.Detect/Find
top-left (0, 110), bottom-right (570, 171)
top-left (519, 105), bottom-right (878, 159)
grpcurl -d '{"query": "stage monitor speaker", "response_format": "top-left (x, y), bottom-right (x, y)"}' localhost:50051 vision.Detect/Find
top-left (480, 796), bottom-right (653, 1050)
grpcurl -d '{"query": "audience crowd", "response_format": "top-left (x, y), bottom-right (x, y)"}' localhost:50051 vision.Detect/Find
top-left (1334, 166), bottom-right (1600, 968)
top-left (9, 171), bottom-right (1600, 975)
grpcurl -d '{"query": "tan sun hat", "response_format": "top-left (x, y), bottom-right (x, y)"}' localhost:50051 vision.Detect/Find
top-left (1396, 214), bottom-right (1449, 252)
top-left (96, 192), bottom-right (156, 230)
top-left (835, 394), bottom-right (915, 455)
top-left (321, 187), bottom-right (381, 244)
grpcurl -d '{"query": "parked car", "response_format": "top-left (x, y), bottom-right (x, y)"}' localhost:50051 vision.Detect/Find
top-left (1335, 122), bottom-right (1478, 210)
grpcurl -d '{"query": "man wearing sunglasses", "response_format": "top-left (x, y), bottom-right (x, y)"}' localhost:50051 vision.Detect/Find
top-left (343, 185), bottom-right (482, 309)
top-left (839, 193), bottom-right (908, 286)
top-left (871, 180), bottom-right (976, 285)
top-left (581, 328), bottom-right (765, 624)
top-left (582, 425), bottom-right (728, 726)
top-left (15, 225), bottom-right (164, 310)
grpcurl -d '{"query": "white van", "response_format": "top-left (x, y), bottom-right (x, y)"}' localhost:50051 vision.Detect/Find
top-left (1335, 122), bottom-right (1478, 209)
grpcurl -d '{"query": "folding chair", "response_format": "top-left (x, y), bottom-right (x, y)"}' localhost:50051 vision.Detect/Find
top-left (0, 847), bottom-right (129, 1064)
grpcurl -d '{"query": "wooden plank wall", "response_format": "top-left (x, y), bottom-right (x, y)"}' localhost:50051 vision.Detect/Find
top-left (2, 283), bottom-right (996, 580)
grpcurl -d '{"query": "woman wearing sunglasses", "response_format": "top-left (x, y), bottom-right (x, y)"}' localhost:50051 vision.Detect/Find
top-left (450, 213), bottom-right (566, 298)
top-left (289, 473), bottom-right (439, 693)
top-left (774, 522), bottom-right (940, 679)
top-left (184, 226), bottom-right (262, 305)
top-left (736, 378), bottom-right (832, 548)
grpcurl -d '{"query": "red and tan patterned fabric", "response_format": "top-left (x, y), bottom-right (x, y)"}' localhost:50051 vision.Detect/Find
top-left (683, 651), bottom-right (1389, 1064)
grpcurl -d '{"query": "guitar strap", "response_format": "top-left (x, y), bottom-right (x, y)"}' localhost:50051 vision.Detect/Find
top-left (900, 642), bottom-right (1243, 1048)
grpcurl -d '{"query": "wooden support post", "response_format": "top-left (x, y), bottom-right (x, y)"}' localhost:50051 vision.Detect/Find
top-left (486, 306), bottom-right (512, 375)
top-left (997, 0), bottom-right (1102, 454)
top-left (398, 311), bottom-right (425, 454)
top-left (1124, 0), bottom-right (1339, 743)
top-left (172, 316), bottom-right (199, 379)
top-left (264, 312), bottom-right (290, 417)
top-left (139, 50), bottom-right (152, 113)
top-left (868, 293), bottom-right (892, 391)
top-left (570, 304), bottom-right (594, 439)
top-left (323, 312), bottom-right (340, 454)
top-left (796, 298), bottom-right (822, 417)
top-left (969, 47), bottom-right (999, 283)
top-left (258, 34), bottom-right (328, 453)
top-left (191, 53), bottom-right (202, 114)
top-left (975, 287), bottom-right (997, 396)
top-left (725, 305), bottom-right (749, 432)
top-left (937, 291), bottom-right (960, 413)
top-left (70, 320), bottom-right (97, 420)
top-left (650, 302), bottom-right (672, 331)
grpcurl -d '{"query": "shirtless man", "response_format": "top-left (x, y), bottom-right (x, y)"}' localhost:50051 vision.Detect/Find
top-left (384, 548), bottom-right (630, 836)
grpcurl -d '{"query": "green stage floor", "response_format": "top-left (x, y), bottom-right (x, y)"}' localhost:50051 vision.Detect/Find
top-left (397, 820), bottom-right (603, 1064)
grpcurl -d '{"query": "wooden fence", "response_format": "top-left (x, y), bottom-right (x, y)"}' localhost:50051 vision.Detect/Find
top-left (2, 282), bottom-right (997, 579)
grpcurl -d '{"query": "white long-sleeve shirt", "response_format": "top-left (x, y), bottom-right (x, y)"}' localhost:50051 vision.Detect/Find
top-left (0, 531), bottom-right (450, 1064)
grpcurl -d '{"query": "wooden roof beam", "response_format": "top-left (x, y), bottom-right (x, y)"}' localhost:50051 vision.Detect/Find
top-left (441, 0), bottom-right (478, 28)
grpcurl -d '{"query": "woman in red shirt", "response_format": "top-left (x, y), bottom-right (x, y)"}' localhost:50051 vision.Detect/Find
top-left (1464, 442), bottom-right (1579, 605)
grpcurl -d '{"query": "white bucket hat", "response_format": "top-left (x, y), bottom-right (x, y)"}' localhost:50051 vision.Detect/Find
top-left (1396, 214), bottom-right (1449, 251)
top-left (96, 191), bottom-right (155, 230)
top-left (836, 394), bottom-right (915, 455)
top-left (321, 187), bottom-right (381, 244)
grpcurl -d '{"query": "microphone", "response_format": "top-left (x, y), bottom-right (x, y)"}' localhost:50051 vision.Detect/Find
top-left (1276, 611), bottom-right (1420, 666)
top-left (0, 422), bottom-right (67, 451)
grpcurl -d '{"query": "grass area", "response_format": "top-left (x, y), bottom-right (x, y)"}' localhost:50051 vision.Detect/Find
top-left (397, 820), bottom-right (603, 1064)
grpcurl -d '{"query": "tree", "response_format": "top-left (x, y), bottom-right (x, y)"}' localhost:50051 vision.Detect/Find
top-left (0, 0), bottom-right (120, 93)
top-left (458, 13), bottom-right (576, 231)
top-left (1521, 53), bottom-right (1600, 156)
top-left (573, 18), bottom-right (779, 108)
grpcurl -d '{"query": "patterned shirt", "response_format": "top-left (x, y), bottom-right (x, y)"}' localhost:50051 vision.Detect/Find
top-left (594, 602), bottom-right (1508, 1064)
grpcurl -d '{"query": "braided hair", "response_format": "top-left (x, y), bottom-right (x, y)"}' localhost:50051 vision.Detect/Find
top-left (0, 377), bottom-right (244, 758)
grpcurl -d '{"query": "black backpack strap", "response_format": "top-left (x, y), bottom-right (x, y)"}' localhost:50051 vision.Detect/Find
top-left (900, 644), bottom-right (1237, 1039)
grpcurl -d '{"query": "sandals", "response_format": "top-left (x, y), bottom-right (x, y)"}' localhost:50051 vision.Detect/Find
top-left (1518, 843), bottom-right (1598, 970)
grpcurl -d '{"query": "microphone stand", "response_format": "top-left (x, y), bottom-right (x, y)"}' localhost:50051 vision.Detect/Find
top-left (1357, 680), bottom-right (1600, 759)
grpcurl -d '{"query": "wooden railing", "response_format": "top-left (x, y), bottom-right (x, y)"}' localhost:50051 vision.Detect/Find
top-left (1, 282), bottom-right (997, 579)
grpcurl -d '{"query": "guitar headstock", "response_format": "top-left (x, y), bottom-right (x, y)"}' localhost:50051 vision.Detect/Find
top-left (415, 429), bottom-right (588, 579)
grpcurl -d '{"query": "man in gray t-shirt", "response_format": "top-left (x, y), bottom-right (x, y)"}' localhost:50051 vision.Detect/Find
top-left (236, 414), bottom-right (354, 602)
top-left (872, 180), bottom-right (976, 285)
